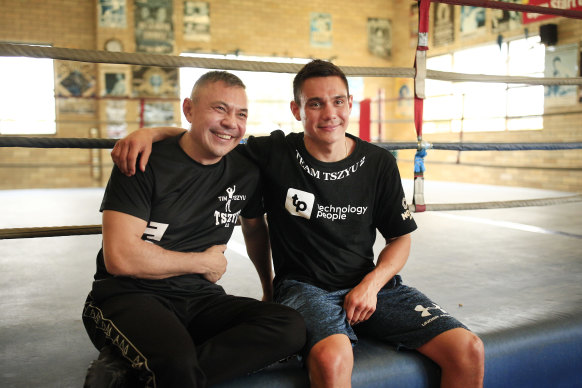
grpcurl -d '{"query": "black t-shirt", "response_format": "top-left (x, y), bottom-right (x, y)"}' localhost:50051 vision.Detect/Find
top-left (94, 134), bottom-right (263, 290)
top-left (243, 130), bottom-right (417, 291)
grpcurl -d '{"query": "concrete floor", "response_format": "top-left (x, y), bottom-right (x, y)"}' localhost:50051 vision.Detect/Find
top-left (1, 180), bottom-right (581, 388)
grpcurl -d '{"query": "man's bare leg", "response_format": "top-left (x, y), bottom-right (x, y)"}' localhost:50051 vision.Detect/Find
top-left (307, 334), bottom-right (353, 388)
top-left (418, 328), bottom-right (485, 388)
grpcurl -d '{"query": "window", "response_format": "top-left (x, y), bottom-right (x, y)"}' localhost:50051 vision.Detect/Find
top-left (423, 36), bottom-right (544, 133)
top-left (0, 54), bottom-right (56, 135)
top-left (179, 54), bottom-right (363, 136)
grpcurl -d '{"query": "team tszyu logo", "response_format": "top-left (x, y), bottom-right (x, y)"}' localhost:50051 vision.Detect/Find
top-left (215, 185), bottom-right (243, 227)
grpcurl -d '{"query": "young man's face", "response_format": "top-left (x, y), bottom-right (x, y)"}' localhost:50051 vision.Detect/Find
top-left (183, 80), bottom-right (248, 164)
top-left (291, 76), bottom-right (353, 147)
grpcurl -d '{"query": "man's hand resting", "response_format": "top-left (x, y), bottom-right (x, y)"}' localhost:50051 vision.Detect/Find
top-left (111, 129), bottom-right (155, 176)
top-left (343, 283), bottom-right (378, 326)
top-left (200, 245), bottom-right (228, 283)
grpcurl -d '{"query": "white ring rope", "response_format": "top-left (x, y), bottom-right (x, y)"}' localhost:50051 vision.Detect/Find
top-left (1, 43), bottom-right (581, 86)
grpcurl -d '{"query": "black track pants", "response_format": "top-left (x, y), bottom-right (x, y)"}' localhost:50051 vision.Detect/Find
top-left (82, 278), bottom-right (306, 388)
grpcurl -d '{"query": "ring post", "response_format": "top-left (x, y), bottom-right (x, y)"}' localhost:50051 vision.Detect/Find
top-left (412, 0), bottom-right (430, 213)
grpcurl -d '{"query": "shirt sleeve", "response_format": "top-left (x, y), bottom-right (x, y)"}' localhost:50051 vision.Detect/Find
top-left (240, 172), bottom-right (265, 219)
top-left (374, 152), bottom-right (417, 240)
top-left (99, 164), bottom-right (154, 222)
top-left (240, 130), bottom-right (281, 169)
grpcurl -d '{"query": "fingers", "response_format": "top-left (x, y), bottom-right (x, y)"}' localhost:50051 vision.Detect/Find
top-left (203, 271), bottom-right (223, 283)
top-left (111, 139), bottom-right (153, 176)
top-left (208, 244), bottom-right (227, 253)
top-left (111, 140), bottom-right (133, 176)
top-left (139, 146), bottom-right (152, 173)
top-left (344, 292), bottom-right (376, 326)
top-left (203, 245), bottom-right (228, 283)
top-left (347, 306), bottom-right (375, 326)
top-left (111, 141), bottom-right (123, 172)
top-left (125, 144), bottom-right (141, 176)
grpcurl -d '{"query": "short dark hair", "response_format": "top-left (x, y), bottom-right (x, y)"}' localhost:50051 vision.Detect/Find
top-left (293, 60), bottom-right (349, 104)
top-left (190, 71), bottom-right (245, 101)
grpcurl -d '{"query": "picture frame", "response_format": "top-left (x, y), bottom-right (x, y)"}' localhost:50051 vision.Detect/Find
top-left (100, 64), bottom-right (130, 97)
top-left (310, 12), bottom-right (332, 48)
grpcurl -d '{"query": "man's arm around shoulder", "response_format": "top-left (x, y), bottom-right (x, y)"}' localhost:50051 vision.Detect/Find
top-left (112, 127), bottom-right (186, 176)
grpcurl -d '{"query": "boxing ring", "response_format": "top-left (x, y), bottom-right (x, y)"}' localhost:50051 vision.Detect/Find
top-left (1, 0), bottom-right (582, 387)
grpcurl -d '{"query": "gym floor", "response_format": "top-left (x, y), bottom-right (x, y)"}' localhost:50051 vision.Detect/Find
top-left (1, 180), bottom-right (581, 388)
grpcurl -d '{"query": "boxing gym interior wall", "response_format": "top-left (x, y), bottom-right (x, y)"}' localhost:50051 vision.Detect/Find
top-left (0, 0), bottom-right (580, 193)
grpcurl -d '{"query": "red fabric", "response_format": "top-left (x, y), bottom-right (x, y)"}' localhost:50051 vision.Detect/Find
top-left (522, 0), bottom-right (582, 24)
top-left (414, 97), bottom-right (424, 139)
top-left (359, 98), bottom-right (371, 142)
top-left (418, 0), bottom-right (430, 37)
top-left (433, 0), bottom-right (582, 20)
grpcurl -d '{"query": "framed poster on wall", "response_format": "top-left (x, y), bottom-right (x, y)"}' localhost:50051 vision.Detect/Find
top-left (98, 0), bottom-right (126, 28)
top-left (460, 6), bottom-right (486, 36)
top-left (433, 4), bottom-right (454, 47)
top-left (100, 65), bottom-right (130, 97)
top-left (544, 44), bottom-right (578, 107)
top-left (132, 66), bottom-right (179, 98)
top-left (184, 1), bottom-right (210, 41)
top-left (367, 18), bottom-right (392, 59)
top-left (135, 0), bottom-right (174, 54)
top-left (491, 0), bottom-right (522, 33)
top-left (310, 12), bottom-right (332, 48)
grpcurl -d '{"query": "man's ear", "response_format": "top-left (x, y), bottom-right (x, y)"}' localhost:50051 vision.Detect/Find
top-left (182, 98), bottom-right (194, 123)
top-left (290, 100), bottom-right (302, 121)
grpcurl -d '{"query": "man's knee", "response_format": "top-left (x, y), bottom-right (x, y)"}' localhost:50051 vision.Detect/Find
top-left (308, 335), bottom-right (353, 377)
top-left (460, 332), bottom-right (485, 369)
top-left (255, 303), bottom-right (307, 349)
top-left (419, 328), bottom-right (484, 370)
top-left (281, 306), bottom-right (307, 349)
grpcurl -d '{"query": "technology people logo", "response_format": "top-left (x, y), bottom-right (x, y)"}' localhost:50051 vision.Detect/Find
top-left (285, 188), bottom-right (315, 219)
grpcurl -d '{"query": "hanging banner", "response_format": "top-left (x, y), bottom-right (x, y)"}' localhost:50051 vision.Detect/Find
top-left (522, 0), bottom-right (582, 24)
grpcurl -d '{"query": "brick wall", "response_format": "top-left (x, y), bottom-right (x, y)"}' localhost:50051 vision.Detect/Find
top-left (0, 0), bottom-right (580, 192)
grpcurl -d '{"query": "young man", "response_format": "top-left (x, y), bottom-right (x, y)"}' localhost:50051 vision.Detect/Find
top-left (113, 60), bottom-right (485, 387)
top-left (82, 71), bottom-right (305, 388)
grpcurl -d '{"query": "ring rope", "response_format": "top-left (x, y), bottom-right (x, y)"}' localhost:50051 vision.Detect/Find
top-left (433, 0), bottom-right (582, 20)
top-left (380, 142), bottom-right (582, 151)
top-left (0, 137), bottom-right (117, 149)
top-left (427, 70), bottom-right (581, 86)
top-left (0, 43), bottom-right (412, 78)
top-left (0, 225), bottom-right (102, 240)
top-left (410, 194), bottom-right (582, 212)
top-left (1, 136), bottom-right (581, 152)
top-left (1, 43), bottom-right (581, 86)
top-left (3, 193), bottom-right (581, 240)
